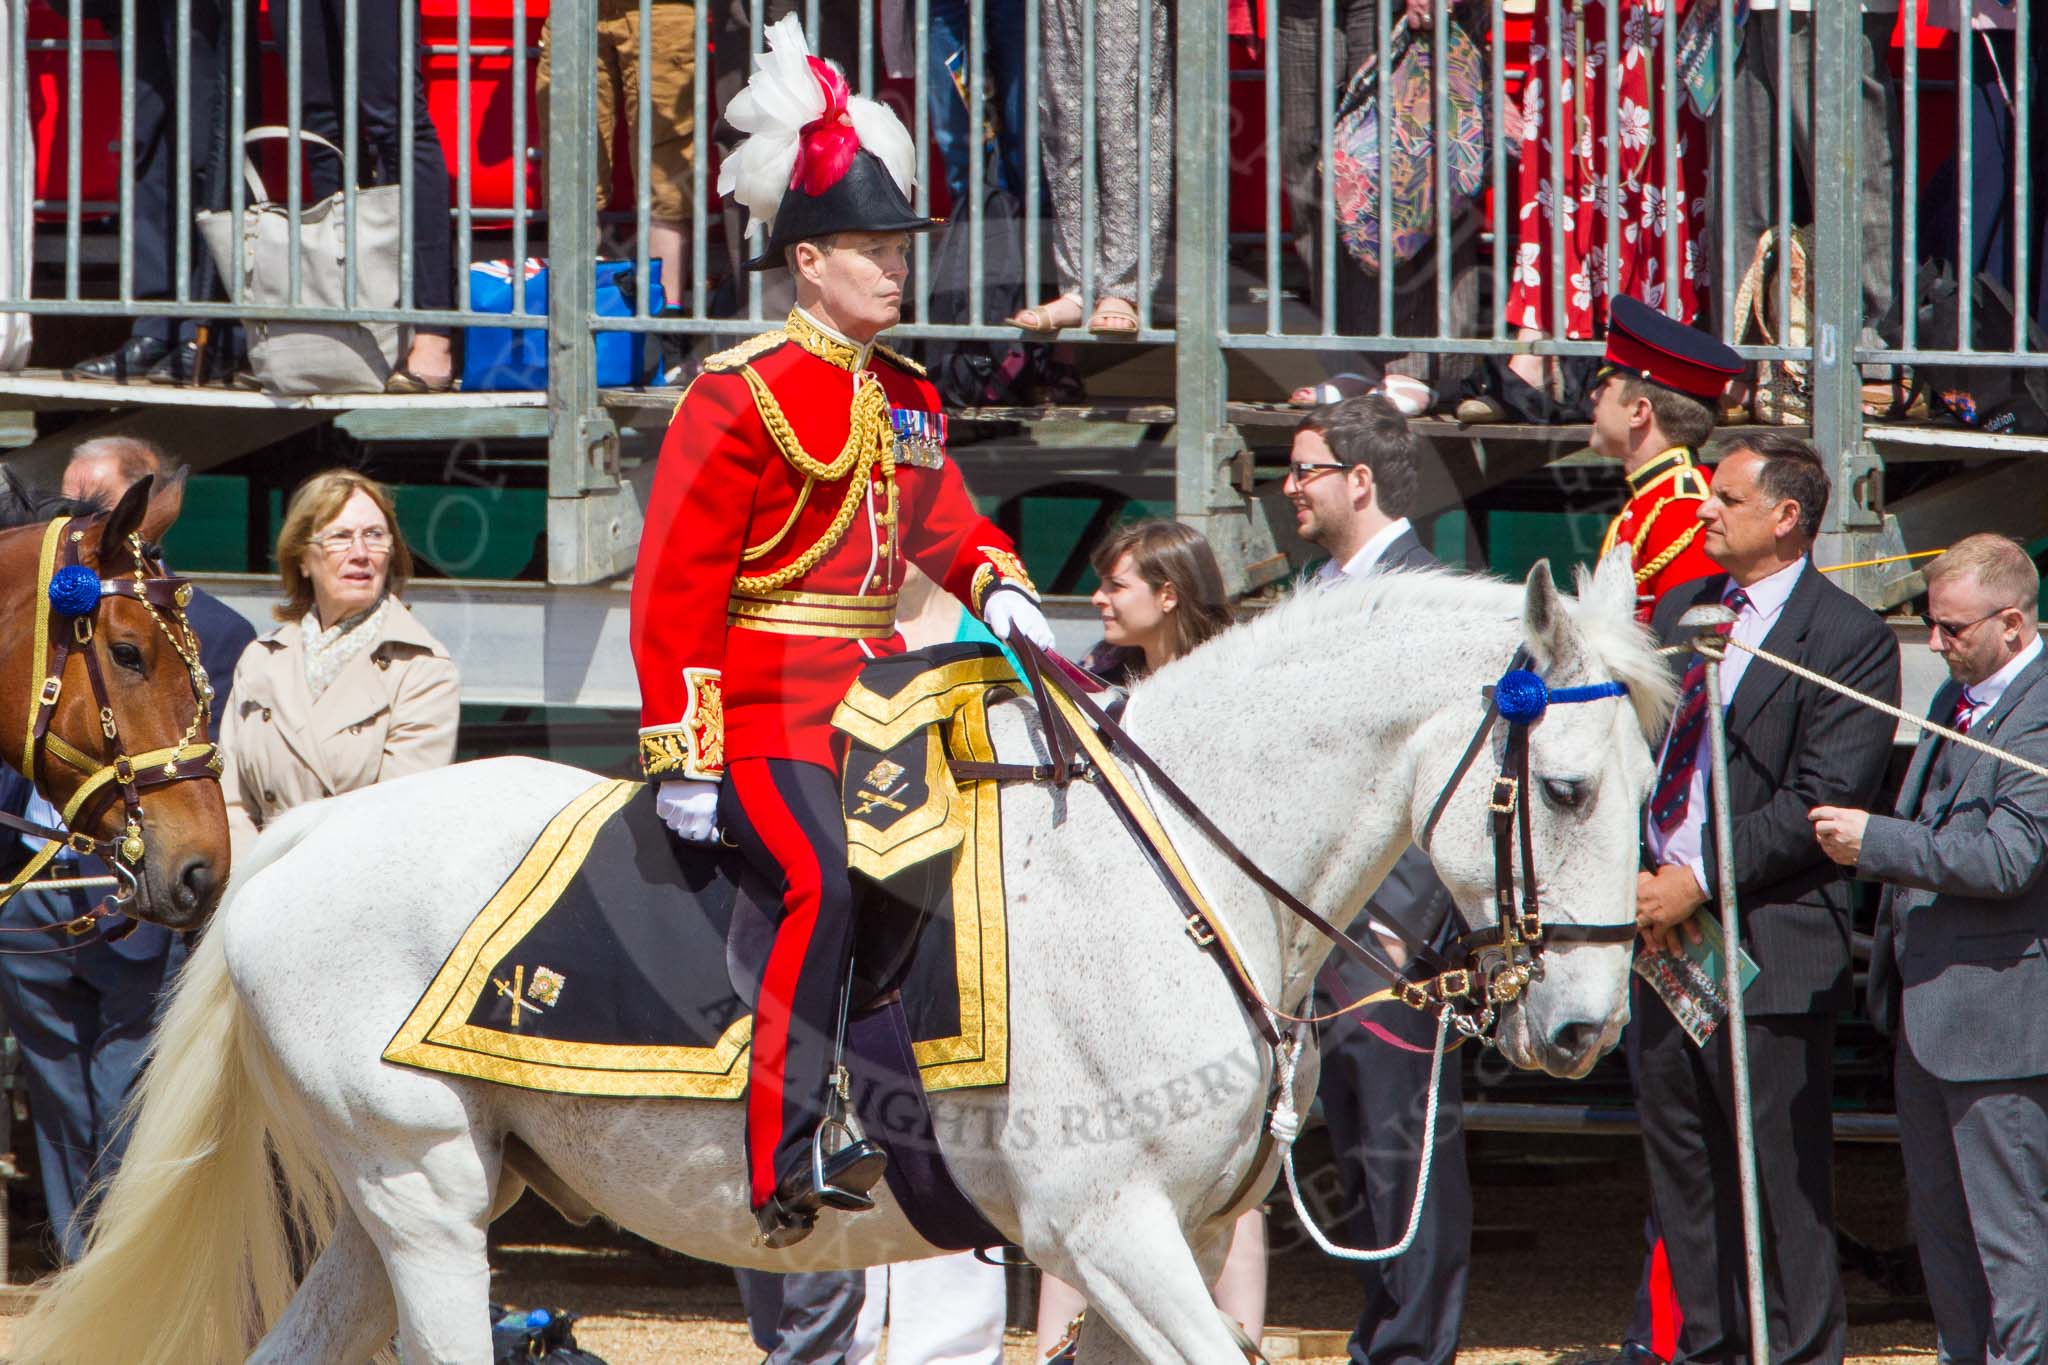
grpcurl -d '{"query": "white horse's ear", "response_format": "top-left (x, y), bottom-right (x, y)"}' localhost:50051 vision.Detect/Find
top-left (1576, 545), bottom-right (1638, 624)
top-left (1521, 561), bottom-right (1581, 671)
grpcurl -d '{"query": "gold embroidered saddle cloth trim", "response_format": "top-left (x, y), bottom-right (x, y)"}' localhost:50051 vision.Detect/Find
top-left (383, 648), bottom-right (1017, 1099)
top-left (831, 646), bottom-right (1018, 883)
top-left (727, 587), bottom-right (899, 640)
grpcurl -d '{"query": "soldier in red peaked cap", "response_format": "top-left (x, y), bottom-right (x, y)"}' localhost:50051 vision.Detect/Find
top-left (627, 14), bottom-right (1052, 1249)
top-left (1591, 295), bottom-right (1745, 623)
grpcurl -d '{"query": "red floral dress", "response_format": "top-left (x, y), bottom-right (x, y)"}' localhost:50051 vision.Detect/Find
top-left (1504, 0), bottom-right (1709, 337)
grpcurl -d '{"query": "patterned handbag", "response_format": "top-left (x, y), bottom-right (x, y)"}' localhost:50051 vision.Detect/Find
top-left (1731, 226), bottom-right (1813, 425)
top-left (1327, 20), bottom-right (1489, 276)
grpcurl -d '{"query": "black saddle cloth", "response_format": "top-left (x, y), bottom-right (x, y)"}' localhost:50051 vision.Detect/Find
top-left (385, 773), bottom-right (1006, 1250)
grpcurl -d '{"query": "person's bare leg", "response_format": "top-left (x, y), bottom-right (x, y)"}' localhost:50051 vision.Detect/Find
top-left (1034, 1273), bottom-right (1089, 1357)
top-left (1208, 1209), bottom-right (1268, 1342)
top-left (1507, 326), bottom-right (1547, 390)
top-left (651, 220), bottom-right (686, 308)
top-left (404, 332), bottom-right (454, 385)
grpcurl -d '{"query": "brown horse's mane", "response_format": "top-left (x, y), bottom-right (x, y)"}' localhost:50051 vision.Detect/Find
top-left (0, 468), bottom-right (98, 531)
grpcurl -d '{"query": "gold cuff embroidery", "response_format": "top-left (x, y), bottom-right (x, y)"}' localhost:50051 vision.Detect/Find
top-left (640, 668), bottom-right (725, 781)
top-left (970, 546), bottom-right (1039, 615)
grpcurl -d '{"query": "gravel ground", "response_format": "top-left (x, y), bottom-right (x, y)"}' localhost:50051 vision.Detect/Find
top-left (0, 1137), bottom-right (1939, 1362)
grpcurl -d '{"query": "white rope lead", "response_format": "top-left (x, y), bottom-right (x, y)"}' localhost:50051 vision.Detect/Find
top-left (1718, 636), bottom-right (2048, 783)
top-left (1277, 1009), bottom-right (1450, 1262)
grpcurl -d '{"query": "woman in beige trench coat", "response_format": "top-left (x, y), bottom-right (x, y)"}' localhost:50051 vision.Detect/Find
top-left (218, 470), bottom-right (460, 860)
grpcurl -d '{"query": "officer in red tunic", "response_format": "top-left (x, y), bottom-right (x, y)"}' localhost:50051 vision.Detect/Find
top-left (628, 16), bottom-right (1054, 1248)
top-left (1591, 296), bottom-right (1744, 623)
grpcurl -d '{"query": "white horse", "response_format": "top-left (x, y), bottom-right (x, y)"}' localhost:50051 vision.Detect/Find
top-left (15, 552), bottom-right (1672, 1365)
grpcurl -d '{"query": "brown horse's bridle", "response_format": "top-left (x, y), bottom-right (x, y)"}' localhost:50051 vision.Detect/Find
top-left (0, 514), bottom-right (220, 945)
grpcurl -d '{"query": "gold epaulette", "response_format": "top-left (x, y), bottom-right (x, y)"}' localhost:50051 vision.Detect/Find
top-left (874, 343), bottom-right (927, 379)
top-left (701, 329), bottom-right (790, 374)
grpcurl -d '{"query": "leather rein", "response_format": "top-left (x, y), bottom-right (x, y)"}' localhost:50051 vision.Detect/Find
top-left (0, 515), bottom-right (220, 950)
top-left (965, 638), bottom-right (1635, 1045)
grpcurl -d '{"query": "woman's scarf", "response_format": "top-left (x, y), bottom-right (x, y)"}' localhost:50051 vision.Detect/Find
top-left (301, 594), bottom-right (394, 701)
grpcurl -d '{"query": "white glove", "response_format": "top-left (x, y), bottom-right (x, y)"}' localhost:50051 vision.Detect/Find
top-left (656, 779), bottom-right (722, 844)
top-left (984, 588), bottom-right (1056, 651)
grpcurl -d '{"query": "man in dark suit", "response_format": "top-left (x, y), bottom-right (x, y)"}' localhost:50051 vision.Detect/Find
top-left (1636, 430), bottom-right (1900, 1364)
top-left (1813, 533), bottom-right (2048, 1358)
top-left (0, 437), bottom-right (255, 1259)
top-left (1286, 393), bottom-right (1470, 1362)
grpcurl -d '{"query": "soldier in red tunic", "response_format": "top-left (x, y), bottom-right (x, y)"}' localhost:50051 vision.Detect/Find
top-left (628, 16), bottom-right (1053, 1248)
top-left (1590, 296), bottom-right (1744, 623)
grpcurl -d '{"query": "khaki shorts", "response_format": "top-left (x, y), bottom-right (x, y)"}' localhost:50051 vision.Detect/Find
top-left (537, 0), bottom-right (698, 225)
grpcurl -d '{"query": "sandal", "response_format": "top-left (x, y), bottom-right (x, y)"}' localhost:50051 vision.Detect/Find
top-left (385, 366), bottom-right (458, 395)
top-left (1006, 293), bottom-right (1084, 334)
top-left (1086, 297), bottom-right (1141, 336)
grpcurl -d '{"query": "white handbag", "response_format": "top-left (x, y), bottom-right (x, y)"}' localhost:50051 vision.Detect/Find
top-left (197, 127), bottom-right (403, 394)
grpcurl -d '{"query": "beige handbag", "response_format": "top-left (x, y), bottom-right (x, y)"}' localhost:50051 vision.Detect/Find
top-left (197, 128), bottom-right (403, 394)
top-left (1731, 225), bottom-right (1814, 425)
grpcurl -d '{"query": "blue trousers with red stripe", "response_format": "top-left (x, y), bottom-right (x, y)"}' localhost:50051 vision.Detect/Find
top-left (722, 757), bottom-right (857, 1209)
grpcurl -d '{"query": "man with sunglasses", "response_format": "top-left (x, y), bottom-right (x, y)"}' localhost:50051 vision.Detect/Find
top-left (1592, 296), bottom-right (1744, 624)
top-left (1284, 394), bottom-right (1473, 1363)
top-left (1813, 533), bottom-right (2048, 1355)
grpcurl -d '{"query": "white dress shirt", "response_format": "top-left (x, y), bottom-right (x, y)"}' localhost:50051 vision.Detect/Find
top-left (1314, 517), bottom-right (1415, 584)
top-left (1649, 557), bottom-right (1810, 894)
top-left (1956, 632), bottom-right (2044, 731)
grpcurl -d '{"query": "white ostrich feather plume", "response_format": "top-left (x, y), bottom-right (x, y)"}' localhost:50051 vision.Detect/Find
top-left (714, 13), bottom-right (916, 233)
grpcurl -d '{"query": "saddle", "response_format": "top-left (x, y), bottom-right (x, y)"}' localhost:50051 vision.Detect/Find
top-left (385, 643), bottom-right (1025, 1249)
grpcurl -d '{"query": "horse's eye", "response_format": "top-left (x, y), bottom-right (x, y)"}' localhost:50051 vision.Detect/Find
top-left (1540, 778), bottom-right (1588, 812)
top-left (110, 642), bottom-right (146, 673)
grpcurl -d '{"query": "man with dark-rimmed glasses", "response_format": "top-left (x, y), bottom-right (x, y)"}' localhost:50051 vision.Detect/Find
top-left (1285, 392), bottom-right (1473, 1362)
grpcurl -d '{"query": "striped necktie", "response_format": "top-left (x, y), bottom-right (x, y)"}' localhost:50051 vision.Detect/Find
top-left (1952, 686), bottom-right (1979, 736)
top-left (1650, 588), bottom-right (1750, 835)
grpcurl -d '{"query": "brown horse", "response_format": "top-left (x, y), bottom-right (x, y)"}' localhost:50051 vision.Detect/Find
top-left (0, 471), bottom-right (231, 930)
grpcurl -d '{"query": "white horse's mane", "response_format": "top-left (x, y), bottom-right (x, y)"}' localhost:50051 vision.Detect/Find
top-left (1150, 564), bottom-right (1676, 738)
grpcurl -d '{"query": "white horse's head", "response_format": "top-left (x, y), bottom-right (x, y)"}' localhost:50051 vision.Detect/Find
top-left (1409, 549), bottom-right (1674, 1077)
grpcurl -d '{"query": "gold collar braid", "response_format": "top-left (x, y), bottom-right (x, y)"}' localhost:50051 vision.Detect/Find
top-left (784, 308), bottom-right (868, 372)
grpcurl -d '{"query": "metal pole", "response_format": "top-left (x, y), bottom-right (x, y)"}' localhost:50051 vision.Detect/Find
top-left (544, 0), bottom-right (626, 584)
top-left (1808, 0), bottom-right (1881, 585)
top-left (1704, 638), bottom-right (1770, 1364)
top-left (1172, 0), bottom-right (1248, 584)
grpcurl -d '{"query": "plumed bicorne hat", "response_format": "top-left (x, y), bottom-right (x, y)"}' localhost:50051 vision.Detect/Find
top-left (718, 14), bottom-right (937, 272)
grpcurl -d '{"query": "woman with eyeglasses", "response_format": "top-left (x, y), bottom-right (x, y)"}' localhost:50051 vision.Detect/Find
top-left (217, 469), bottom-right (459, 860)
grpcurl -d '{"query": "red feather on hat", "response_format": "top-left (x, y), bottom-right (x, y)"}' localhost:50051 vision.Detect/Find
top-left (791, 56), bottom-right (857, 196)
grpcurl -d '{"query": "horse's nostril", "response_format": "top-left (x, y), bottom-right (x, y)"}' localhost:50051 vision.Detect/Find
top-left (1551, 1021), bottom-right (1603, 1058)
top-left (176, 857), bottom-right (216, 908)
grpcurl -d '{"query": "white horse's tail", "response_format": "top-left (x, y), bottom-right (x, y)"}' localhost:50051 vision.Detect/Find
top-left (12, 819), bottom-right (344, 1365)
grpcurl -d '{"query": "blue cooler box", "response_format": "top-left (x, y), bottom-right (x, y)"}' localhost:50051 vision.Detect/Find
top-left (462, 258), bottom-right (665, 391)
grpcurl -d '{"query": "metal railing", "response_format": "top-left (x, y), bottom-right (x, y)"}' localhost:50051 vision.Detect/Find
top-left (0, 0), bottom-right (2040, 587)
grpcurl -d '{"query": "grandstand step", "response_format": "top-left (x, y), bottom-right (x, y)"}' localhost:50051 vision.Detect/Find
top-left (0, 368), bottom-right (549, 415)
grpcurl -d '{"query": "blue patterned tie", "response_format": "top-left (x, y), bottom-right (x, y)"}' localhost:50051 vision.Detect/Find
top-left (1650, 588), bottom-right (1750, 835)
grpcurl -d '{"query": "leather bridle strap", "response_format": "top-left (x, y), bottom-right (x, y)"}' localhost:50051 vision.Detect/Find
top-left (0, 514), bottom-right (217, 946)
top-left (1013, 638), bottom-right (1451, 1001)
top-left (1419, 647), bottom-right (1529, 853)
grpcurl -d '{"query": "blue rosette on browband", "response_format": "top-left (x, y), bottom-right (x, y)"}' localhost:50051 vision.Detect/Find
top-left (1492, 668), bottom-right (1630, 722)
top-left (1493, 668), bottom-right (1551, 722)
top-left (47, 565), bottom-right (103, 617)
